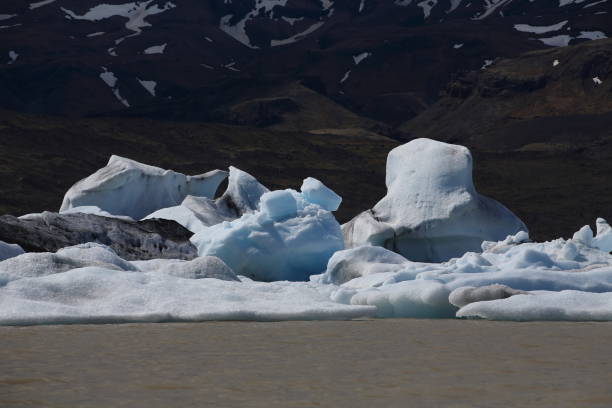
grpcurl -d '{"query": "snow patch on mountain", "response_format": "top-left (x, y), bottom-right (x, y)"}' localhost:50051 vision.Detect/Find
top-left (99, 68), bottom-right (130, 107)
top-left (271, 21), bottom-right (324, 46)
top-left (539, 34), bottom-right (572, 47)
top-left (29, 0), bottom-right (57, 10)
top-left (0, 14), bottom-right (16, 21)
top-left (353, 52), bottom-right (371, 65)
top-left (514, 20), bottom-right (568, 34)
top-left (138, 79), bottom-right (157, 96)
top-left (473, 0), bottom-right (514, 20)
top-left (220, 0), bottom-right (331, 48)
top-left (418, 0), bottom-right (438, 18)
top-left (577, 30), bottom-right (607, 40)
top-left (144, 43), bottom-right (167, 54)
top-left (62, 1), bottom-right (176, 41)
top-left (7, 51), bottom-right (18, 64)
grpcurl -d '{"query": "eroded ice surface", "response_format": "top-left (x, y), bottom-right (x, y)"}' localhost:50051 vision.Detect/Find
top-left (342, 138), bottom-right (526, 262)
top-left (61, 156), bottom-right (227, 220)
top-left (191, 179), bottom-right (344, 282)
top-left (143, 167), bottom-right (268, 233)
top-left (3, 145), bottom-right (612, 325)
top-left (0, 241), bottom-right (24, 262)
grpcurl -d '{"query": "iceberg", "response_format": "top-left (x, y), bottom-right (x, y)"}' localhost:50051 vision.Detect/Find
top-left (456, 290), bottom-right (612, 321)
top-left (342, 138), bottom-right (527, 262)
top-left (594, 218), bottom-right (612, 253)
top-left (191, 179), bottom-right (344, 282)
top-left (143, 167), bottom-right (268, 233)
top-left (60, 156), bottom-right (228, 219)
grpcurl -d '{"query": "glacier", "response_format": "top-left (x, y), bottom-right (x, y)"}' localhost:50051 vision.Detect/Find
top-left (3, 139), bottom-right (612, 325)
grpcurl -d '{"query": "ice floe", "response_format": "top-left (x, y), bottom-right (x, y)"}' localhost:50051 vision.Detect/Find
top-left (3, 140), bottom-right (612, 325)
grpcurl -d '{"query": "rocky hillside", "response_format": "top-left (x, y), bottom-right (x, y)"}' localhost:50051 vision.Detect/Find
top-left (1, 0), bottom-right (610, 125)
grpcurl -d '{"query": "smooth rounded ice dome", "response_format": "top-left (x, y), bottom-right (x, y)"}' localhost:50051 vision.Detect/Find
top-left (343, 138), bottom-right (527, 262)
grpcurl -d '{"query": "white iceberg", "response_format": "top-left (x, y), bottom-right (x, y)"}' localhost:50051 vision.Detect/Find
top-left (143, 167), bottom-right (268, 232)
top-left (191, 179), bottom-right (344, 282)
top-left (343, 138), bottom-right (527, 262)
top-left (60, 156), bottom-right (227, 220)
top-left (457, 290), bottom-right (612, 321)
top-left (594, 218), bottom-right (612, 253)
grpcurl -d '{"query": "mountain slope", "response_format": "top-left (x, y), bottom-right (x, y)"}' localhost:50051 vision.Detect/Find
top-left (1, 0), bottom-right (610, 123)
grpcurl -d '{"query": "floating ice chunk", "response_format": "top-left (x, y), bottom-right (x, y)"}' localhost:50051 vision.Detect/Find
top-left (343, 138), bottom-right (526, 262)
top-left (0, 268), bottom-right (375, 325)
top-left (319, 246), bottom-right (410, 285)
top-left (457, 290), bottom-right (612, 321)
top-left (191, 186), bottom-right (344, 282)
top-left (61, 156), bottom-right (227, 220)
top-left (0, 241), bottom-right (24, 262)
top-left (449, 284), bottom-right (529, 308)
top-left (593, 76), bottom-right (603, 85)
top-left (453, 43), bottom-right (464, 49)
top-left (300, 177), bottom-right (342, 212)
top-left (351, 280), bottom-right (456, 318)
top-left (594, 218), bottom-right (612, 252)
top-left (220, 166), bottom-right (269, 215)
top-left (59, 205), bottom-right (134, 221)
top-left (145, 195), bottom-right (230, 233)
top-left (144, 167), bottom-right (268, 232)
top-left (572, 225), bottom-right (594, 246)
top-left (553, 59), bottom-right (560, 66)
top-left (56, 243), bottom-right (137, 272)
top-left (260, 190), bottom-right (298, 221)
top-left (149, 256), bottom-right (239, 281)
top-left (0, 248), bottom-right (130, 285)
top-left (481, 230), bottom-right (530, 252)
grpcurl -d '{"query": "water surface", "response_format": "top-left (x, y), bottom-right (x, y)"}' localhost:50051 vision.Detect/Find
top-left (2, 319), bottom-right (612, 407)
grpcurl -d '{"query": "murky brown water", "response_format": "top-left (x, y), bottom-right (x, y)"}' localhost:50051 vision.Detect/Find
top-left (2, 319), bottom-right (612, 407)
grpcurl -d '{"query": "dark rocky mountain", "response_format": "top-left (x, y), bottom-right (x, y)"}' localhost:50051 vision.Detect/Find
top-left (1, 0), bottom-right (610, 124)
